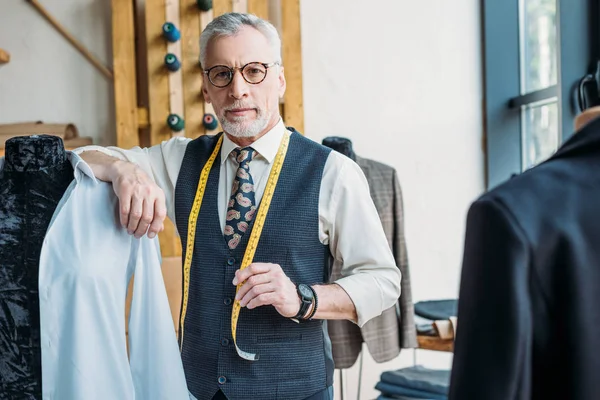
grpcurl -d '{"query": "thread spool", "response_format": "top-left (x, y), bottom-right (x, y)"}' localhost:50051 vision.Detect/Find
top-left (162, 22), bottom-right (181, 42)
top-left (197, 0), bottom-right (212, 11)
top-left (164, 53), bottom-right (181, 72)
top-left (202, 113), bottom-right (218, 130)
top-left (167, 114), bottom-right (185, 132)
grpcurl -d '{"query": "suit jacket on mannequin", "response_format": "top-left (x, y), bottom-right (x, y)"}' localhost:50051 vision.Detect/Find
top-left (450, 115), bottom-right (600, 400)
top-left (323, 137), bottom-right (417, 368)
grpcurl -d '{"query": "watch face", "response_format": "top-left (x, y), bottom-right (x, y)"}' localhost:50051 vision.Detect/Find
top-left (299, 285), bottom-right (312, 298)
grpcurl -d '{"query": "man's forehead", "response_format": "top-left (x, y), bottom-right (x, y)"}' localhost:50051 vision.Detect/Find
top-left (204, 26), bottom-right (273, 65)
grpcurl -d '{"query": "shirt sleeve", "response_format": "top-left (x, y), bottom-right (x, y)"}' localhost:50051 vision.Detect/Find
top-left (127, 237), bottom-right (190, 399)
top-left (320, 152), bottom-right (402, 327)
top-left (73, 137), bottom-right (190, 223)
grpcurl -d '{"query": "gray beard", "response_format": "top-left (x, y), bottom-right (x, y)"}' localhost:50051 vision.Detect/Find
top-left (220, 111), bottom-right (271, 138)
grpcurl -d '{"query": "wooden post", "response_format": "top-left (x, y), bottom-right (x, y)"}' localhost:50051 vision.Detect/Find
top-left (248, 0), bottom-right (269, 20)
top-left (180, 0), bottom-right (205, 138)
top-left (166, 0), bottom-right (186, 137)
top-left (112, 0), bottom-right (140, 149)
top-left (145, 0), bottom-right (172, 146)
top-left (146, 0), bottom-right (182, 257)
top-left (281, 0), bottom-right (304, 133)
top-left (213, 0), bottom-right (233, 17)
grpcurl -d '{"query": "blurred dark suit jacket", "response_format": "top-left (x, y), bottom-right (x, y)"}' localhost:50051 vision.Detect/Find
top-left (450, 116), bottom-right (600, 399)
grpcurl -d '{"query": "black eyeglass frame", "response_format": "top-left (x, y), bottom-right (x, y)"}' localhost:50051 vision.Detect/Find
top-left (203, 61), bottom-right (280, 88)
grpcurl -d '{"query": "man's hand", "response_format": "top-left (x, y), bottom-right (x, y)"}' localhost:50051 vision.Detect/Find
top-left (111, 160), bottom-right (167, 238)
top-left (79, 151), bottom-right (167, 239)
top-left (233, 263), bottom-right (301, 318)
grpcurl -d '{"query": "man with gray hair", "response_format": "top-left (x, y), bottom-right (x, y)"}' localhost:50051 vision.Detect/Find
top-left (78, 12), bottom-right (400, 400)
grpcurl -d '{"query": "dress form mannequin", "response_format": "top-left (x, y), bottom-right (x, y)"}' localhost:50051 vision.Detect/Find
top-left (321, 136), bottom-right (356, 161)
top-left (0, 135), bottom-right (74, 399)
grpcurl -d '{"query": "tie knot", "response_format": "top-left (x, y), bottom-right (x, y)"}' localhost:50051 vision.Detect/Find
top-left (231, 147), bottom-right (256, 165)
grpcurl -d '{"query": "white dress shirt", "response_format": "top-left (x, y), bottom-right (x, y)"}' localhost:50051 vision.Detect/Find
top-left (77, 120), bottom-right (401, 326)
top-left (0, 153), bottom-right (189, 400)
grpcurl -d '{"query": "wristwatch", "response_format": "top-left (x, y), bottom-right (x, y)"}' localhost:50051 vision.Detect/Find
top-left (294, 284), bottom-right (314, 319)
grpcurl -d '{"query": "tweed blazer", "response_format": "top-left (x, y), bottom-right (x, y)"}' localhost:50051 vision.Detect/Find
top-left (328, 155), bottom-right (417, 369)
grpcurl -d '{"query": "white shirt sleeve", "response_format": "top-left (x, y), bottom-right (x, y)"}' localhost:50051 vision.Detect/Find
top-left (73, 137), bottom-right (190, 223)
top-left (319, 151), bottom-right (402, 327)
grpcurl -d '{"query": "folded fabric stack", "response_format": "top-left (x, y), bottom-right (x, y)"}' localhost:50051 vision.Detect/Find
top-left (414, 299), bottom-right (458, 340)
top-left (375, 365), bottom-right (450, 400)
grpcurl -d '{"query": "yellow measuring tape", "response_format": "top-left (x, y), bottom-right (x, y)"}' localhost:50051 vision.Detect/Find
top-left (179, 131), bottom-right (291, 361)
top-left (179, 134), bottom-right (223, 349)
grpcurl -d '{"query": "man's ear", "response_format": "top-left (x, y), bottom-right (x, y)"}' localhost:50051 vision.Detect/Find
top-left (202, 79), bottom-right (212, 103)
top-left (278, 66), bottom-right (286, 99)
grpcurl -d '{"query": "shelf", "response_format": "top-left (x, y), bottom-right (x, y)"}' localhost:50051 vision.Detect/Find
top-left (417, 335), bottom-right (454, 352)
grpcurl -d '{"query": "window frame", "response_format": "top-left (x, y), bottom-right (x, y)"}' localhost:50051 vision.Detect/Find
top-left (482, 0), bottom-right (598, 189)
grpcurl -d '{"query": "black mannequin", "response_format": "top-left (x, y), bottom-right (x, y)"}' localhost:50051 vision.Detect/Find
top-left (0, 135), bottom-right (74, 399)
top-left (321, 136), bottom-right (356, 161)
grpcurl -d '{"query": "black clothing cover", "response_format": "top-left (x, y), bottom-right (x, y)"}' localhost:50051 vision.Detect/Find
top-left (0, 135), bottom-right (73, 399)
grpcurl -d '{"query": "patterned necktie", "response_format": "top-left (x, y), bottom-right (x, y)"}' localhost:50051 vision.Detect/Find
top-left (224, 147), bottom-right (257, 249)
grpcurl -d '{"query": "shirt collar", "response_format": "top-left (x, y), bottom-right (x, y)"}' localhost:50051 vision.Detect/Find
top-left (0, 151), bottom-right (98, 184)
top-left (220, 118), bottom-right (286, 164)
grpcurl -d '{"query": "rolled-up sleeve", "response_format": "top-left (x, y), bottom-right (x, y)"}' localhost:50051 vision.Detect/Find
top-left (321, 152), bottom-right (402, 327)
top-left (73, 138), bottom-right (190, 223)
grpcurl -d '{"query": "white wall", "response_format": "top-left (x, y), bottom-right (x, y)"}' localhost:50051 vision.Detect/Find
top-left (0, 0), bottom-right (114, 145)
top-left (300, 1), bottom-right (484, 398)
top-left (0, 0), bottom-right (484, 399)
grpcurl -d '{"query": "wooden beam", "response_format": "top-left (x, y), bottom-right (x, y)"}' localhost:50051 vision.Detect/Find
top-left (232, 0), bottom-right (248, 13)
top-left (200, 9), bottom-right (221, 134)
top-left (248, 0), bottom-right (268, 20)
top-left (0, 49), bottom-right (10, 64)
top-left (112, 0), bottom-right (140, 149)
top-left (26, 0), bottom-right (113, 79)
top-left (146, 0), bottom-right (181, 257)
top-left (145, 0), bottom-right (171, 145)
top-left (281, 0), bottom-right (304, 133)
top-left (180, 0), bottom-right (204, 138)
top-left (166, 0), bottom-right (185, 137)
top-left (213, 0), bottom-right (233, 17)
top-left (137, 107), bottom-right (149, 128)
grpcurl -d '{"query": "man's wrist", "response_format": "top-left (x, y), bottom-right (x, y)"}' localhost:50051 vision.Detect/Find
top-left (304, 298), bottom-right (316, 319)
top-left (293, 284), bottom-right (314, 320)
top-left (295, 284), bottom-right (318, 321)
top-left (108, 159), bottom-right (130, 181)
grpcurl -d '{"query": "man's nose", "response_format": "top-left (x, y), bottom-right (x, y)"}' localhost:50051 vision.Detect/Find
top-left (229, 70), bottom-right (249, 99)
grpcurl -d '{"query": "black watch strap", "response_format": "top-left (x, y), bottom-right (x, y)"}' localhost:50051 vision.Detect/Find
top-left (294, 284), bottom-right (313, 319)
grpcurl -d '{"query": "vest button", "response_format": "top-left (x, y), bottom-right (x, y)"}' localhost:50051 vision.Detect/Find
top-left (221, 338), bottom-right (229, 346)
top-left (224, 298), bottom-right (232, 305)
top-left (227, 257), bottom-right (235, 266)
top-left (218, 376), bottom-right (227, 385)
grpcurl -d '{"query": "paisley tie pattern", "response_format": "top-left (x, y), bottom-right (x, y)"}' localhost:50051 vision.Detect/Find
top-left (225, 147), bottom-right (257, 249)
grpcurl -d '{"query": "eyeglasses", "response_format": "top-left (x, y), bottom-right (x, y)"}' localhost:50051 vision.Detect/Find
top-left (204, 61), bottom-right (280, 88)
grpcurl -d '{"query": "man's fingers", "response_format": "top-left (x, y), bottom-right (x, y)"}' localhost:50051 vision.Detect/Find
top-left (246, 293), bottom-right (278, 309)
top-left (147, 195), bottom-right (167, 239)
top-left (134, 199), bottom-right (154, 238)
top-left (239, 283), bottom-right (276, 307)
top-left (127, 196), bottom-right (144, 234)
top-left (233, 263), bottom-right (274, 285)
top-left (119, 190), bottom-right (132, 228)
top-left (235, 274), bottom-right (271, 301)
